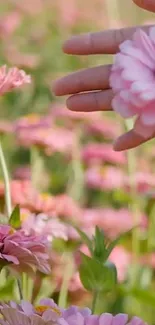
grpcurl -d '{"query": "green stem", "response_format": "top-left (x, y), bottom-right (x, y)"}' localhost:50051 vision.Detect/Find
top-left (0, 138), bottom-right (23, 300)
top-left (67, 128), bottom-right (84, 203)
top-left (125, 120), bottom-right (140, 285)
top-left (30, 146), bottom-right (44, 191)
top-left (92, 290), bottom-right (99, 314)
top-left (0, 140), bottom-right (12, 217)
top-left (58, 254), bottom-right (74, 308)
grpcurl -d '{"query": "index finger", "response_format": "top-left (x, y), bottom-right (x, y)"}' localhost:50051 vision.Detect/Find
top-left (63, 25), bottom-right (152, 55)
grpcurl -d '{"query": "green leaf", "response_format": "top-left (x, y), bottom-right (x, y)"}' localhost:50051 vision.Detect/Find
top-left (79, 253), bottom-right (116, 292)
top-left (74, 226), bottom-right (93, 255)
top-left (105, 228), bottom-right (134, 260)
top-left (9, 205), bottom-right (21, 229)
top-left (93, 227), bottom-right (106, 262)
top-left (0, 278), bottom-right (15, 299)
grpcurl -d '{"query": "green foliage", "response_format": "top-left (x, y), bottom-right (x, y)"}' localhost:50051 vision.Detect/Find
top-left (9, 205), bottom-right (21, 229)
top-left (80, 253), bottom-right (117, 292)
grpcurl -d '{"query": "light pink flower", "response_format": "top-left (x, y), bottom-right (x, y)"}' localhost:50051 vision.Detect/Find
top-left (82, 144), bottom-right (126, 165)
top-left (86, 118), bottom-right (121, 139)
top-left (0, 299), bottom-right (61, 325)
top-left (14, 114), bottom-right (52, 132)
top-left (85, 166), bottom-right (125, 190)
top-left (15, 126), bottom-right (74, 155)
top-left (0, 120), bottom-right (13, 135)
top-left (0, 225), bottom-right (50, 274)
top-left (0, 301), bottom-right (147, 325)
top-left (0, 65), bottom-right (31, 95)
top-left (0, 11), bottom-right (21, 38)
top-left (82, 208), bottom-right (147, 239)
top-left (110, 27), bottom-right (155, 138)
top-left (109, 246), bottom-right (131, 282)
top-left (22, 213), bottom-right (69, 242)
top-left (5, 45), bottom-right (40, 69)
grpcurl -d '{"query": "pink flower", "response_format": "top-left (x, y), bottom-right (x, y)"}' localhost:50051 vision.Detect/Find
top-left (13, 166), bottom-right (31, 180)
top-left (15, 126), bottom-right (74, 155)
top-left (109, 246), bottom-right (131, 282)
top-left (85, 166), bottom-right (125, 190)
top-left (82, 208), bottom-right (147, 239)
top-left (0, 301), bottom-right (147, 325)
top-left (86, 118), bottom-right (121, 140)
top-left (0, 120), bottom-right (13, 135)
top-left (0, 225), bottom-right (50, 274)
top-left (110, 27), bottom-right (155, 139)
top-left (82, 144), bottom-right (126, 165)
top-left (14, 114), bottom-right (52, 132)
top-left (0, 11), bottom-right (21, 38)
top-left (0, 65), bottom-right (31, 95)
top-left (22, 213), bottom-right (69, 242)
top-left (0, 299), bottom-right (61, 325)
top-left (62, 310), bottom-right (146, 325)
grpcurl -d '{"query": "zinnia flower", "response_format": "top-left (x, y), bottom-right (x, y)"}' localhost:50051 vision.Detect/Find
top-left (0, 225), bottom-right (50, 274)
top-left (0, 299), bottom-right (147, 325)
top-left (110, 27), bottom-right (155, 138)
top-left (0, 65), bottom-right (31, 95)
top-left (82, 144), bottom-right (126, 165)
top-left (0, 299), bottom-right (62, 325)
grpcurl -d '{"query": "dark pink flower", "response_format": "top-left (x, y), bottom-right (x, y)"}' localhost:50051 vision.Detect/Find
top-left (13, 166), bottom-right (31, 180)
top-left (0, 224), bottom-right (50, 274)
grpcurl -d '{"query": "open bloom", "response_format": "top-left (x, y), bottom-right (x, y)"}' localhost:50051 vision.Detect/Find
top-left (110, 27), bottom-right (155, 138)
top-left (0, 65), bottom-right (31, 95)
top-left (0, 299), bottom-right (62, 325)
top-left (0, 299), bottom-right (147, 325)
top-left (0, 225), bottom-right (50, 274)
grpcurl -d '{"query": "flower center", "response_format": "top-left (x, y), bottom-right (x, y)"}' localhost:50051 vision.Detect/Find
top-left (35, 305), bottom-right (61, 316)
top-left (26, 114), bottom-right (40, 124)
top-left (8, 228), bottom-right (15, 235)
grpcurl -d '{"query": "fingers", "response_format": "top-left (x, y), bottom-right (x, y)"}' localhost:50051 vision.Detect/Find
top-left (113, 129), bottom-right (154, 151)
top-left (66, 89), bottom-right (113, 112)
top-left (53, 65), bottom-right (111, 96)
top-left (133, 0), bottom-right (155, 12)
top-left (63, 25), bottom-right (152, 55)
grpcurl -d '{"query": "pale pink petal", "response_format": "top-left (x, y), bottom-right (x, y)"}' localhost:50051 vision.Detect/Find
top-left (99, 313), bottom-right (113, 325)
top-left (2, 254), bottom-right (19, 264)
top-left (21, 301), bottom-right (34, 316)
top-left (30, 315), bottom-right (45, 325)
top-left (112, 314), bottom-right (128, 325)
top-left (1, 308), bottom-right (30, 325)
top-left (134, 117), bottom-right (155, 138)
top-left (112, 96), bottom-right (136, 118)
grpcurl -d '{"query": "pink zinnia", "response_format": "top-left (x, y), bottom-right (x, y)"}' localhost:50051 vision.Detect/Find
top-left (0, 65), bottom-right (31, 95)
top-left (110, 27), bottom-right (155, 138)
top-left (82, 144), bottom-right (126, 165)
top-left (0, 225), bottom-right (50, 274)
top-left (0, 299), bottom-right (62, 325)
top-left (0, 299), bottom-right (147, 325)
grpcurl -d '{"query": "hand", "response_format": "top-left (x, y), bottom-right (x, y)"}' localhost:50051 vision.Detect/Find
top-left (53, 0), bottom-right (155, 151)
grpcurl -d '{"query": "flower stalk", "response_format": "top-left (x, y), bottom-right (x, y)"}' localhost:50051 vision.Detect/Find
top-left (0, 137), bottom-right (23, 300)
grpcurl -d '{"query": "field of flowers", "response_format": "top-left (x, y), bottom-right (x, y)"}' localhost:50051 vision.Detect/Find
top-left (0, 1), bottom-right (155, 325)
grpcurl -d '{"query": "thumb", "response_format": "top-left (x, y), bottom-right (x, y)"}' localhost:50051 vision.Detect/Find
top-left (133, 0), bottom-right (155, 11)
